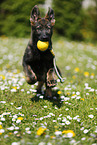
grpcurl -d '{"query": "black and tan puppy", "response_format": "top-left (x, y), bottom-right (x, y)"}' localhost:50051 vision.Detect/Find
top-left (23, 5), bottom-right (57, 98)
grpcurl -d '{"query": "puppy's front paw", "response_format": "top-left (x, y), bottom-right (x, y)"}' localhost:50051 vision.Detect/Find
top-left (47, 80), bottom-right (57, 87)
top-left (47, 68), bottom-right (57, 87)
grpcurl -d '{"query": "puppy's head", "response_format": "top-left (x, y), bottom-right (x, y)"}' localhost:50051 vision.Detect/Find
top-left (30, 5), bottom-right (55, 42)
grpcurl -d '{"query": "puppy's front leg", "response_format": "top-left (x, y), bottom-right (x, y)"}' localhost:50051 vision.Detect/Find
top-left (23, 64), bottom-right (37, 85)
top-left (47, 68), bottom-right (57, 87)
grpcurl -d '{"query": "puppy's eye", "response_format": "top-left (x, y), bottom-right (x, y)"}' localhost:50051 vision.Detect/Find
top-left (47, 29), bottom-right (50, 33)
top-left (36, 26), bottom-right (41, 29)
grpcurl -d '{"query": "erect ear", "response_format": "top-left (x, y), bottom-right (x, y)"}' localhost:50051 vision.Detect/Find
top-left (30, 5), bottom-right (41, 25)
top-left (45, 8), bottom-right (55, 26)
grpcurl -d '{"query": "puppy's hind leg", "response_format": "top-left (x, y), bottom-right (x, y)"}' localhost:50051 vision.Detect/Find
top-left (36, 81), bottom-right (44, 93)
top-left (45, 86), bottom-right (52, 99)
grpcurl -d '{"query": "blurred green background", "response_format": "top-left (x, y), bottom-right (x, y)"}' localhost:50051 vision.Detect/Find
top-left (0, 0), bottom-right (97, 42)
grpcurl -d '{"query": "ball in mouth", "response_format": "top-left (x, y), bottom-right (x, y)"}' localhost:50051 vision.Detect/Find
top-left (37, 40), bottom-right (49, 51)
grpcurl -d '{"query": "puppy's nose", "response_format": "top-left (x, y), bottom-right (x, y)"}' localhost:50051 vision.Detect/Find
top-left (42, 35), bottom-right (48, 41)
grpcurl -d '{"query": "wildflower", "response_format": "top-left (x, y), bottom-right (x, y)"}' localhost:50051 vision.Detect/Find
top-left (26, 130), bottom-right (31, 134)
top-left (55, 131), bottom-right (62, 136)
top-left (83, 129), bottom-right (89, 134)
top-left (0, 129), bottom-right (5, 135)
top-left (17, 117), bottom-right (23, 120)
top-left (76, 96), bottom-right (81, 99)
top-left (65, 108), bottom-right (69, 111)
top-left (80, 98), bottom-right (84, 101)
top-left (69, 140), bottom-right (76, 144)
top-left (0, 101), bottom-right (6, 104)
top-left (0, 75), bottom-right (5, 80)
top-left (39, 95), bottom-right (44, 99)
top-left (7, 126), bottom-right (14, 131)
top-left (16, 106), bottom-right (22, 110)
top-left (12, 86), bottom-right (17, 90)
top-left (62, 117), bottom-right (67, 122)
top-left (76, 92), bottom-right (80, 95)
top-left (25, 127), bottom-right (30, 131)
top-left (1, 117), bottom-right (5, 121)
top-left (11, 88), bottom-right (17, 92)
top-left (57, 91), bottom-right (62, 95)
top-left (27, 91), bottom-right (30, 94)
top-left (90, 73), bottom-right (95, 79)
top-left (88, 114), bottom-right (94, 118)
top-left (80, 127), bottom-right (84, 131)
top-left (49, 113), bottom-right (55, 116)
top-left (65, 66), bottom-right (70, 70)
top-left (21, 89), bottom-right (24, 92)
top-left (84, 72), bottom-right (89, 77)
top-left (0, 125), bottom-right (2, 129)
top-left (89, 89), bottom-right (94, 92)
top-left (62, 130), bottom-right (75, 138)
top-left (81, 137), bottom-right (86, 140)
top-left (72, 75), bottom-right (76, 79)
top-left (50, 136), bottom-right (55, 139)
top-left (12, 118), bottom-right (16, 122)
top-left (37, 127), bottom-right (46, 136)
top-left (47, 142), bottom-right (52, 145)
top-left (15, 127), bottom-right (19, 130)
top-left (38, 142), bottom-right (45, 145)
top-left (11, 142), bottom-right (20, 145)
top-left (44, 106), bottom-right (47, 108)
top-left (67, 116), bottom-right (72, 120)
top-left (14, 131), bottom-right (18, 134)
top-left (65, 120), bottom-right (71, 125)
top-left (73, 115), bottom-right (79, 120)
top-left (74, 67), bottom-right (80, 72)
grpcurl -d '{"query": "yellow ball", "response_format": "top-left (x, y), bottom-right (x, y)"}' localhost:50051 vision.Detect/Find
top-left (37, 40), bottom-right (49, 51)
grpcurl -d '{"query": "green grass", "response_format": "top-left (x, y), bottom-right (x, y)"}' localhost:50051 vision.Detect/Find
top-left (0, 36), bottom-right (97, 145)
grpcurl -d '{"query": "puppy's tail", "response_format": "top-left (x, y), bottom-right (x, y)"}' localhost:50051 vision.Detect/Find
top-left (50, 49), bottom-right (65, 83)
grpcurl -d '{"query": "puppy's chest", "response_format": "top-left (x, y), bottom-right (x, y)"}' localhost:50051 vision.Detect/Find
top-left (33, 50), bottom-right (52, 62)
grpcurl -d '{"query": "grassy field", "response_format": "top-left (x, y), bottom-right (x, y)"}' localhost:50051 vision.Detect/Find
top-left (0, 36), bottom-right (97, 145)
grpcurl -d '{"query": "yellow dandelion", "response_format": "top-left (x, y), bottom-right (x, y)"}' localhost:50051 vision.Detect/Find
top-left (80, 98), bottom-right (85, 101)
top-left (66, 92), bottom-right (70, 96)
top-left (12, 87), bottom-right (17, 90)
top-left (91, 73), bottom-right (94, 76)
top-left (17, 69), bottom-right (20, 73)
top-left (37, 127), bottom-right (46, 136)
top-left (54, 126), bottom-right (58, 129)
top-left (50, 136), bottom-right (55, 139)
top-left (74, 67), bottom-right (80, 73)
top-left (0, 125), bottom-right (2, 129)
top-left (17, 117), bottom-right (23, 120)
top-left (0, 75), bottom-right (5, 80)
top-left (62, 130), bottom-right (75, 137)
top-left (84, 72), bottom-right (89, 77)
top-left (57, 91), bottom-right (62, 95)
top-left (72, 94), bottom-right (76, 96)
top-left (72, 75), bottom-right (76, 79)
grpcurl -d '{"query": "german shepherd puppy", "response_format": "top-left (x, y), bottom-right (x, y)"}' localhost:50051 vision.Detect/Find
top-left (23, 5), bottom-right (57, 98)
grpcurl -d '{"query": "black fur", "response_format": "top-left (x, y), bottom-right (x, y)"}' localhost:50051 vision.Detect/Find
top-left (22, 5), bottom-right (57, 97)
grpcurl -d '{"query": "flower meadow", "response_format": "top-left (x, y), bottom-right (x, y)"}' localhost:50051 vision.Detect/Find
top-left (0, 37), bottom-right (97, 145)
